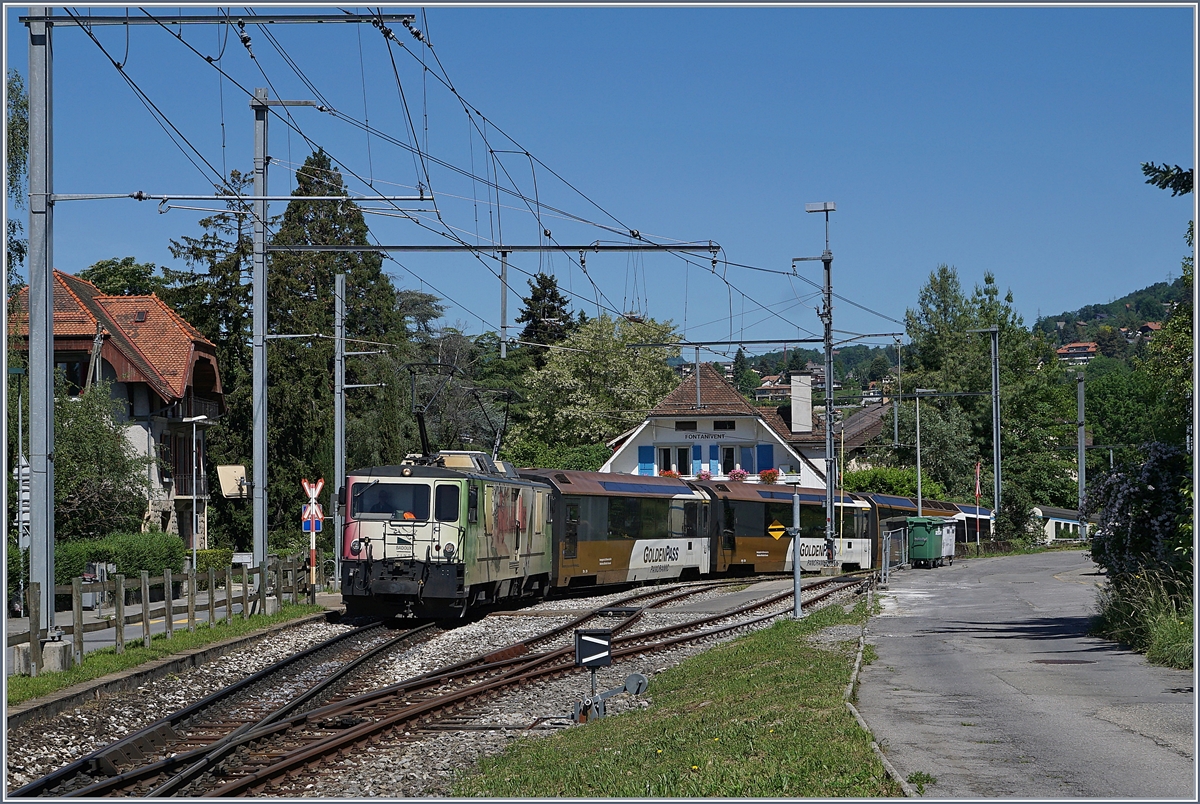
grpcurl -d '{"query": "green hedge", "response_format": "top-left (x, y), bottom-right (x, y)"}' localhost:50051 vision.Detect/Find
top-left (53, 531), bottom-right (186, 585)
top-left (192, 549), bottom-right (234, 590)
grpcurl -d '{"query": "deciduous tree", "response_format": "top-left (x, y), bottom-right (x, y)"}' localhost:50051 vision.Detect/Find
top-left (513, 314), bottom-right (679, 448)
top-left (6, 68), bottom-right (28, 288)
top-left (79, 256), bottom-right (165, 296)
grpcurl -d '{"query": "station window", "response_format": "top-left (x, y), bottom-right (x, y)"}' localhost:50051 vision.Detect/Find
top-left (713, 420), bottom-right (736, 431)
top-left (674, 420), bottom-right (697, 431)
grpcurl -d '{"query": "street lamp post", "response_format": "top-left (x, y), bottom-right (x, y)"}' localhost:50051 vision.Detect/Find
top-left (183, 415), bottom-right (209, 571)
top-left (915, 390), bottom-right (937, 516)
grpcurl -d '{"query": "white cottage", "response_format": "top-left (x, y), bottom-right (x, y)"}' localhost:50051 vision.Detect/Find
top-left (600, 364), bottom-right (824, 486)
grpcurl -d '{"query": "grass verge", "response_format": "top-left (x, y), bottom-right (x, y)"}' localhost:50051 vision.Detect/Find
top-left (6, 603), bottom-right (325, 706)
top-left (1092, 568), bottom-right (1193, 670)
top-left (453, 600), bottom-right (899, 798)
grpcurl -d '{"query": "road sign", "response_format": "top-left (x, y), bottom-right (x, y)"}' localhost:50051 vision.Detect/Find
top-left (302, 503), bottom-right (324, 532)
top-left (301, 477), bottom-right (325, 501)
top-left (575, 629), bottom-right (613, 668)
top-left (767, 520), bottom-right (786, 540)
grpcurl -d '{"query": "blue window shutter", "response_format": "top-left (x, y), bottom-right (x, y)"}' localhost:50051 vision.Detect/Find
top-left (757, 444), bottom-right (774, 473)
top-left (740, 446), bottom-right (754, 474)
top-left (709, 444), bottom-right (719, 474)
top-left (692, 444), bottom-right (702, 475)
top-left (637, 446), bottom-right (654, 476)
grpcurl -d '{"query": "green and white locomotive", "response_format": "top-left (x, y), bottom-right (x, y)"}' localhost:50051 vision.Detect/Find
top-left (340, 451), bottom-right (553, 618)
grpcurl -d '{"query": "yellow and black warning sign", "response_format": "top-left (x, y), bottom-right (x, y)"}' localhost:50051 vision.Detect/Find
top-left (767, 520), bottom-right (786, 540)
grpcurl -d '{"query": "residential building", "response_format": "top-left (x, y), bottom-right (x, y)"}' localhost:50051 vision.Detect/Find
top-left (1055, 341), bottom-right (1098, 365)
top-left (11, 270), bottom-right (224, 548)
top-left (753, 374), bottom-right (791, 402)
top-left (1138, 322), bottom-right (1162, 340)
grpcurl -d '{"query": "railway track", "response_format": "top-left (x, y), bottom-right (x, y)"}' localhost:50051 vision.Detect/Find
top-left (13, 574), bottom-right (868, 798)
top-left (9, 622), bottom-right (437, 798)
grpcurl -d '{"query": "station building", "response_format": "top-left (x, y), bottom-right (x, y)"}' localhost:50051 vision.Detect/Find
top-left (600, 363), bottom-right (825, 486)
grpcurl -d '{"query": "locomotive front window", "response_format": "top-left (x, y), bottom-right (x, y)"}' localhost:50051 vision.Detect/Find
top-left (435, 485), bottom-right (460, 522)
top-left (351, 482), bottom-right (431, 521)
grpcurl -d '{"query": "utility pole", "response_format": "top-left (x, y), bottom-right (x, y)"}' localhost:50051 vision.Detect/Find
top-left (500, 251), bottom-right (510, 358)
top-left (333, 273), bottom-right (346, 586)
top-left (893, 337), bottom-right (901, 447)
top-left (1077, 371), bottom-right (1087, 538)
top-left (968, 326), bottom-right (1001, 518)
top-left (28, 6), bottom-right (55, 627)
top-left (991, 327), bottom-right (1000, 517)
top-left (806, 202), bottom-right (837, 565)
top-left (791, 484), bottom-right (803, 618)
top-left (249, 89), bottom-right (319, 569)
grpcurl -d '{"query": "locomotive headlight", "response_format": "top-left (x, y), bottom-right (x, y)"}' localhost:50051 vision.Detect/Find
top-left (350, 539), bottom-right (362, 555)
top-left (443, 542), bottom-right (456, 558)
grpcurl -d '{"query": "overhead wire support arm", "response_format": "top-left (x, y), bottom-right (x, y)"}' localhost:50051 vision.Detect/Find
top-left (265, 242), bottom-right (721, 253)
top-left (23, 12), bottom-right (416, 26)
top-left (628, 338), bottom-right (823, 348)
top-left (50, 193), bottom-right (429, 202)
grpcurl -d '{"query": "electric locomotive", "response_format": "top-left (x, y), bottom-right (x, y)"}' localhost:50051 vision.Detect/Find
top-left (340, 451), bottom-right (553, 618)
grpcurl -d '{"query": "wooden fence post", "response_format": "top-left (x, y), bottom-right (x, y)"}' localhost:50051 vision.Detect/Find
top-left (288, 555), bottom-right (296, 604)
top-left (207, 567), bottom-right (216, 625)
top-left (141, 571), bottom-right (152, 648)
top-left (114, 575), bottom-right (125, 654)
top-left (72, 577), bottom-right (84, 665)
top-left (258, 561), bottom-right (267, 614)
top-left (241, 566), bottom-right (249, 620)
top-left (225, 566), bottom-right (234, 625)
top-left (163, 568), bottom-right (174, 640)
top-left (187, 570), bottom-right (197, 632)
top-left (27, 582), bottom-right (42, 677)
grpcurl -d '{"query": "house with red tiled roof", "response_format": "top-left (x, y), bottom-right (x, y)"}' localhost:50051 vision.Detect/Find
top-left (11, 270), bottom-right (224, 547)
top-left (600, 364), bottom-right (824, 486)
top-left (753, 374), bottom-right (790, 402)
top-left (1056, 341), bottom-right (1098, 366)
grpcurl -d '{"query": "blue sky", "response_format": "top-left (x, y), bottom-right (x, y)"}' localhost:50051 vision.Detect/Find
top-left (4, 4), bottom-right (1196, 360)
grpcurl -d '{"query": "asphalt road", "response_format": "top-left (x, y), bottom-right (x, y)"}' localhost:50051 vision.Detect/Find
top-left (856, 550), bottom-right (1195, 799)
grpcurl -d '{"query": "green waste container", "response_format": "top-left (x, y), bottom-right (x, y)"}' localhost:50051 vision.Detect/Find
top-left (907, 517), bottom-right (945, 569)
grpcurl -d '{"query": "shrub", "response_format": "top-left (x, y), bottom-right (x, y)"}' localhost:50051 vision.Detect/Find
top-left (728, 468), bottom-right (749, 482)
top-left (188, 549), bottom-right (235, 591)
top-left (1084, 442), bottom-right (1191, 578)
top-left (52, 531), bottom-right (186, 585)
top-left (758, 468), bottom-right (780, 484)
top-left (1092, 566), bottom-right (1193, 669)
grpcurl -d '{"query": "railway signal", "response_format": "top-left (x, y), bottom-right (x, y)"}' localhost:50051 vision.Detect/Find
top-left (301, 478), bottom-right (324, 600)
top-left (575, 629), bottom-right (612, 668)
